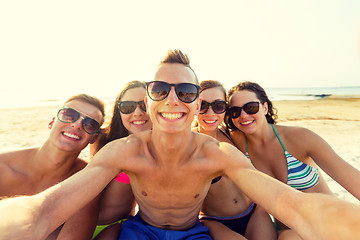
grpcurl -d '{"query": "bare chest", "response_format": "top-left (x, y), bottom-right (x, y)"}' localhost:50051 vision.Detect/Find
top-left (1, 177), bottom-right (59, 197)
top-left (130, 166), bottom-right (211, 208)
top-left (0, 167), bottom-right (64, 197)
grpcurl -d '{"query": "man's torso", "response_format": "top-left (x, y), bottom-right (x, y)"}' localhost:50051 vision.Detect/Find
top-left (112, 131), bottom-right (227, 230)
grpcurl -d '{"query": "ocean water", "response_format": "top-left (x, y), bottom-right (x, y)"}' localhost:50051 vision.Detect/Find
top-left (265, 86), bottom-right (360, 101)
top-left (0, 89), bottom-right (114, 109)
top-left (1, 86), bottom-right (360, 109)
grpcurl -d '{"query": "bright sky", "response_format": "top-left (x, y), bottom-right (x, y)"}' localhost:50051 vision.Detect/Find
top-left (1, 0), bottom-right (360, 100)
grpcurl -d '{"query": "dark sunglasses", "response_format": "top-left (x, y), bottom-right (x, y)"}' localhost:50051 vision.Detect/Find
top-left (200, 100), bottom-right (227, 114)
top-left (57, 107), bottom-right (101, 134)
top-left (229, 101), bottom-right (260, 119)
top-left (117, 100), bottom-right (146, 114)
top-left (145, 81), bottom-right (200, 103)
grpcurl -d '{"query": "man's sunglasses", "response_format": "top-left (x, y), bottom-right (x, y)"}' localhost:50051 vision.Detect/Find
top-left (117, 100), bottom-right (146, 114)
top-left (57, 107), bottom-right (101, 134)
top-left (145, 81), bottom-right (200, 103)
top-left (228, 101), bottom-right (260, 119)
top-left (200, 100), bottom-right (227, 114)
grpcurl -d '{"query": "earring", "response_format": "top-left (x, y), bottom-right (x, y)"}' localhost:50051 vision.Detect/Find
top-left (48, 117), bottom-right (55, 129)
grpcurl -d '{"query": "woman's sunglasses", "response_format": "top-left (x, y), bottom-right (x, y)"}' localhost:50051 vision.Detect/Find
top-left (200, 100), bottom-right (227, 114)
top-left (145, 81), bottom-right (200, 103)
top-left (117, 100), bottom-right (146, 114)
top-left (57, 107), bottom-right (101, 134)
top-left (229, 101), bottom-right (260, 119)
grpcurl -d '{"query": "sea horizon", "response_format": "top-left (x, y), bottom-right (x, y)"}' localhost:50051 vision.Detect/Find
top-left (1, 86), bottom-right (360, 109)
top-left (265, 86), bottom-right (360, 101)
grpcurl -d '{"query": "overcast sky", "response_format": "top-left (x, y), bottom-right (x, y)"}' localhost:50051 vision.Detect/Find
top-left (1, 0), bottom-right (360, 100)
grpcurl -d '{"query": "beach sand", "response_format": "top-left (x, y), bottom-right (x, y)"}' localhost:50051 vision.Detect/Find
top-left (0, 97), bottom-right (359, 203)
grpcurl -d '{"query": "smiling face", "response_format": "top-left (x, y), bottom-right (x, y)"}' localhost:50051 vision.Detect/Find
top-left (145, 63), bottom-right (200, 134)
top-left (196, 87), bottom-right (226, 134)
top-left (229, 90), bottom-right (268, 134)
top-left (49, 100), bottom-right (104, 153)
top-left (120, 87), bottom-right (152, 134)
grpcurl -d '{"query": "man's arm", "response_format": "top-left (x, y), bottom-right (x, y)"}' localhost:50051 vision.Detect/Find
top-left (219, 142), bottom-right (360, 240)
top-left (0, 180), bottom-right (104, 240)
top-left (56, 195), bottom-right (100, 240)
top-left (0, 195), bottom-right (45, 239)
top-left (35, 140), bottom-right (127, 239)
top-left (299, 128), bottom-right (360, 199)
top-left (98, 180), bottom-right (136, 225)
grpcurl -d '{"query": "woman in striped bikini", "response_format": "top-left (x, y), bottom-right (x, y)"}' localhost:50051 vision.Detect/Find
top-left (224, 81), bottom-right (360, 239)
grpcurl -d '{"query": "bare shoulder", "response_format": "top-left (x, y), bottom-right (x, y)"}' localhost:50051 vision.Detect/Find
top-left (111, 131), bottom-right (148, 153)
top-left (91, 131), bottom-right (149, 167)
top-left (197, 133), bottom-right (243, 162)
top-left (99, 133), bottom-right (141, 152)
top-left (195, 132), bottom-right (239, 154)
top-left (276, 125), bottom-right (321, 142)
top-left (0, 148), bottom-right (38, 190)
top-left (195, 132), bottom-right (219, 150)
top-left (0, 148), bottom-right (37, 165)
top-left (218, 141), bottom-right (240, 153)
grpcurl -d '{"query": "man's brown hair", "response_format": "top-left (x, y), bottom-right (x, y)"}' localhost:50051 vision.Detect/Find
top-left (159, 49), bottom-right (199, 84)
top-left (65, 94), bottom-right (105, 124)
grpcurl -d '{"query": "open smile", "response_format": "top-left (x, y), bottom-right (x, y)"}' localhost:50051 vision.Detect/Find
top-left (62, 131), bottom-right (80, 140)
top-left (203, 119), bottom-right (217, 124)
top-left (131, 120), bottom-right (147, 125)
top-left (160, 112), bottom-right (184, 120)
top-left (240, 120), bottom-right (254, 125)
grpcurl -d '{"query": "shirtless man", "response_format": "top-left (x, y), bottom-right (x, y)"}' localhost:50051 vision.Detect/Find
top-left (3, 50), bottom-right (360, 240)
top-left (0, 94), bottom-right (105, 240)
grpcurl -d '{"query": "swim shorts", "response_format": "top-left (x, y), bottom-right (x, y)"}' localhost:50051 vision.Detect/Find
top-left (119, 213), bottom-right (212, 240)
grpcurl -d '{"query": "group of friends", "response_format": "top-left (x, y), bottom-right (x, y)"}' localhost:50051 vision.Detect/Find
top-left (1, 49), bottom-right (360, 240)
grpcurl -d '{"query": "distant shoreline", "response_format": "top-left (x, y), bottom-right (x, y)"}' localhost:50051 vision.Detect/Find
top-left (1, 91), bottom-right (360, 109)
top-left (272, 93), bottom-right (360, 100)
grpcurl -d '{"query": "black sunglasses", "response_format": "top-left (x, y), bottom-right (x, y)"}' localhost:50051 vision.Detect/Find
top-left (145, 81), bottom-right (200, 103)
top-left (200, 100), bottom-right (227, 114)
top-left (57, 107), bottom-right (101, 134)
top-left (229, 101), bottom-right (260, 119)
top-left (117, 100), bottom-right (146, 114)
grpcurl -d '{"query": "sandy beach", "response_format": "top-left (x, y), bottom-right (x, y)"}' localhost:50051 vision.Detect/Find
top-left (0, 97), bottom-right (359, 203)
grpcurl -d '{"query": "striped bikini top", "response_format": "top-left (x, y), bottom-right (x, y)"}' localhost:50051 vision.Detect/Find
top-left (245, 124), bottom-right (319, 190)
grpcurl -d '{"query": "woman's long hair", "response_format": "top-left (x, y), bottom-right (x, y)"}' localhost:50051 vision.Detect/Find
top-left (96, 80), bottom-right (146, 152)
top-left (224, 81), bottom-right (277, 130)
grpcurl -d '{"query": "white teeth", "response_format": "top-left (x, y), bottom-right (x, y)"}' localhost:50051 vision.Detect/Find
top-left (132, 120), bottom-right (146, 125)
top-left (63, 132), bottom-right (80, 139)
top-left (204, 120), bottom-right (216, 124)
top-left (241, 121), bottom-right (253, 125)
top-left (161, 112), bottom-right (183, 120)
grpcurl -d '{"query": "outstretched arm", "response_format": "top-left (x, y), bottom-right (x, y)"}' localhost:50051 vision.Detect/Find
top-left (0, 195), bottom-right (45, 239)
top-left (0, 174), bottom-right (109, 240)
top-left (7, 141), bottom-right (126, 239)
top-left (220, 142), bottom-right (360, 240)
top-left (36, 163), bottom-right (119, 239)
top-left (56, 195), bottom-right (101, 240)
top-left (300, 128), bottom-right (360, 199)
top-left (98, 179), bottom-right (136, 225)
